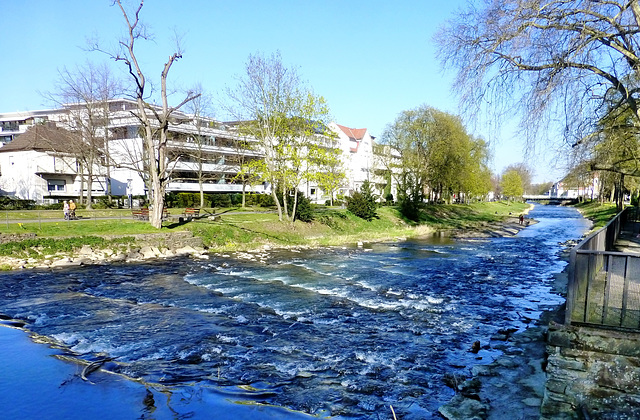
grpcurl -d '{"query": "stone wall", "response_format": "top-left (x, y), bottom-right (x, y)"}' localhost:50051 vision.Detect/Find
top-left (542, 322), bottom-right (640, 419)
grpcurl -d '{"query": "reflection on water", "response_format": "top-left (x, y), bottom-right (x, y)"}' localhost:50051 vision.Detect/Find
top-left (0, 205), bottom-right (590, 419)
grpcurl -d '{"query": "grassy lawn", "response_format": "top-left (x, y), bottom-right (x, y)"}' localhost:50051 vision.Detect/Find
top-left (415, 201), bottom-right (529, 229)
top-left (572, 201), bottom-right (619, 230)
top-left (184, 201), bottom-right (531, 251)
top-left (0, 201), bottom-right (534, 256)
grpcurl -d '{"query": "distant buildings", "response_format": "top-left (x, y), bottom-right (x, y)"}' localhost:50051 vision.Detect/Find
top-left (0, 100), bottom-right (396, 205)
top-left (550, 174), bottom-right (600, 199)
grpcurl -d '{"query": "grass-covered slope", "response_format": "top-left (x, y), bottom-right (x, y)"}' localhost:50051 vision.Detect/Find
top-left (0, 201), bottom-right (531, 257)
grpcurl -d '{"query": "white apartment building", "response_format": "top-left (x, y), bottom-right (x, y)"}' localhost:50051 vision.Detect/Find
top-left (0, 100), bottom-right (394, 205)
top-left (550, 174), bottom-right (600, 200)
top-left (330, 123), bottom-right (398, 200)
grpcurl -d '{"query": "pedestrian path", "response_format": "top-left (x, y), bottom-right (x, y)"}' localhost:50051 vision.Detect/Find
top-left (615, 220), bottom-right (640, 254)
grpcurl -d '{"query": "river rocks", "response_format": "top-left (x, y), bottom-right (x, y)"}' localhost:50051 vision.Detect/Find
top-left (0, 231), bottom-right (208, 270)
top-left (50, 257), bottom-right (81, 268)
top-left (0, 233), bottom-right (37, 244)
top-left (439, 321), bottom-right (550, 420)
top-left (79, 245), bottom-right (93, 255)
top-left (439, 394), bottom-right (488, 420)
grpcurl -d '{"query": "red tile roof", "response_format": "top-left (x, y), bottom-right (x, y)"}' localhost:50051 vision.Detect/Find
top-left (335, 124), bottom-right (367, 141)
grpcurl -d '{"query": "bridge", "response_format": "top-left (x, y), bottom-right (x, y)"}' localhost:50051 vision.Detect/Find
top-left (523, 194), bottom-right (576, 203)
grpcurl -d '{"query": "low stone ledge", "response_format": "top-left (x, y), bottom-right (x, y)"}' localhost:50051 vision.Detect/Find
top-left (548, 321), bottom-right (640, 357)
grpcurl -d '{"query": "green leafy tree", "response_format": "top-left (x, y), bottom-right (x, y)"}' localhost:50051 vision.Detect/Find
top-left (226, 52), bottom-right (337, 223)
top-left (501, 170), bottom-right (524, 200)
top-left (382, 105), bottom-right (486, 217)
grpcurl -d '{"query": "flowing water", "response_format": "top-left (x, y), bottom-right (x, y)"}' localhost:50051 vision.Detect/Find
top-left (0, 205), bottom-right (590, 419)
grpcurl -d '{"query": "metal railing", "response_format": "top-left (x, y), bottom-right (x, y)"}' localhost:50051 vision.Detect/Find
top-left (566, 207), bottom-right (640, 329)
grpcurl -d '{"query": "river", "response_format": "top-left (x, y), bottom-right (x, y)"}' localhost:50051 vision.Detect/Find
top-left (0, 205), bottom-right (591, 419)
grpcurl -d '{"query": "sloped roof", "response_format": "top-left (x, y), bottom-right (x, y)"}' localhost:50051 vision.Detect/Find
top-left (0, 124), bottom-right (79, 154)
top-left (335, 124), bottom-right (367, 141)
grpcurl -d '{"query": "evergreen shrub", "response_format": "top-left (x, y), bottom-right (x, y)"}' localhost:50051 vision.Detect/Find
top-left (346, 180), bottom-right (378, 221)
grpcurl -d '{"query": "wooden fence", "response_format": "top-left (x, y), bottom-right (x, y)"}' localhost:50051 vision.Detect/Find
top-left (566, 207), bottom-right (640, 329)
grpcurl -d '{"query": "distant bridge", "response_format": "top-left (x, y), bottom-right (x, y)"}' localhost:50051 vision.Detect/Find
top-left (523, 195), bottom-right (577, 203)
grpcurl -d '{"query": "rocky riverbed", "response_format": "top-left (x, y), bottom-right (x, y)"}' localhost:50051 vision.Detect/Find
top-left (438, 305), bottom-right (560, 420)
top-left (438, 240), bottom-right (576, 419)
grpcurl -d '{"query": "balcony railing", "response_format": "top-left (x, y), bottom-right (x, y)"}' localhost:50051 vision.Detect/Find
top-left (166, 182), bottom-right (266, 194)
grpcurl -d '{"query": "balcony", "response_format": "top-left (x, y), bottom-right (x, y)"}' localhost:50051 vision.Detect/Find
top-left (166, 182), bottom-right (267, 194)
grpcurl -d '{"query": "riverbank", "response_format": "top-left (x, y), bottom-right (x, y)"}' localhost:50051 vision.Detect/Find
top-left (0, 202), bottom-right (532, 270)
top-left (438, 273), bottom-right (571, 420)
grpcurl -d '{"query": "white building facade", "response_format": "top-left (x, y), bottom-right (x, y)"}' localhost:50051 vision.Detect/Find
top-left (0, 100), bottom-right (396, 205)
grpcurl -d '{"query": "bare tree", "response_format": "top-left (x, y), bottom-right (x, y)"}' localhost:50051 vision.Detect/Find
top-left (436, 1), bottom-right (640, 147)
top-left (43, 62), bottom-right (122, 208)
top-left (231, 135), bottom-right (261, 208)
top-left (93, 0), bottom-right (199, 228)
top-left (183, 85), bottom-right (217, 208)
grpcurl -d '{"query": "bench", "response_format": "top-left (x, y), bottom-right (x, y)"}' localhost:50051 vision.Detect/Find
top-left (183, 207), bottom-right (200, 220)
top-left (132, 208), bottom-right (149, 220)
top-left (131, 208), bottom-right (170, 221)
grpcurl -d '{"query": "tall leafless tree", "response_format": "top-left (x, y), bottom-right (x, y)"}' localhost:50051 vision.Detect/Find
top-left (93, 0), bottom-right (199, 228)
top-left (181, 86), bottom-right (218, 208)
top-left (44, 62), bottom-right (122, 208)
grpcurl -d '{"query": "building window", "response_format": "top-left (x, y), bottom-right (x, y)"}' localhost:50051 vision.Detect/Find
top-left (310, 188), bottom-right (316, 195)
top-left (47, 180), bottom-right (66, 191)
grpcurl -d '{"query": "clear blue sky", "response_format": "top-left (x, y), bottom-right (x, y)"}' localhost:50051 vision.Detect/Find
top-left (1, 0), bottom-right (564, 183)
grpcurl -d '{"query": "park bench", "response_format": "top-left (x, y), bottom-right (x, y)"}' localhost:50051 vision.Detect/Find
top-left (132, 208), bottom-right (149, 220)
top-left (183, 207), bottom-right (200, 220)
top-left (131, 208), bottom-right (170, 221)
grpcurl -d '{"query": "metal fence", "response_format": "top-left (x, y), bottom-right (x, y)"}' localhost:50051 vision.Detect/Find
top-left (566, 207), bottom-right (640, 329)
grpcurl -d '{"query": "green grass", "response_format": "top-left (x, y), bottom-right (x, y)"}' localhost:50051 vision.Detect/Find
top-left (415, 201), bottom-right (530, 229)
top-left (0, 201), bottom-right (533, 257)
top-left (572, 200), bottom-right (619, 229)
top-left (0, 219), bottom-right (181, 237)
top-left (182, 201), bottom-right (531, 251)
top-left (0, 236), bottom-right (135, 259)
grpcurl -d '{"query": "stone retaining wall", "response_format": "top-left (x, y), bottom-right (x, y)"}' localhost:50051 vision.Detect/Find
top-left (542, 322), bottom-right (640, 419)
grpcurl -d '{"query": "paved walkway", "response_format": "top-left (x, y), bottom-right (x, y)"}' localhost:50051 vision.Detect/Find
top-left (615, 220), bottom-right (640, 254)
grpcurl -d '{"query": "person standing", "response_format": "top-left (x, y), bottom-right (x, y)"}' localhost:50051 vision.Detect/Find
top-left (69, 200), bottom-right (77, 220)
top-left (63, 201), bottom-right (70, 220)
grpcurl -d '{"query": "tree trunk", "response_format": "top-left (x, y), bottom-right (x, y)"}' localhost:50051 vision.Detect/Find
top-left (271, 186), bottom-right (283, 221)
top-left (149, 176), bottom-right (165, 229)
top-left (242, 181), bottom-right (247, 208)
top-left (199, 179), bottom-right (205, 208)
top-left (291, 190), bottom-right (299, 223)
top-left (85, 166), bottom-right (94, 210)
top-left (617, 174), bottom-right (625, 212)
top-left (78, 163), bottom-right (85, 206)
top-left (104, 130), bottom-right (112, 203)
top-left (282, 189), bottom-right (290, 222)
